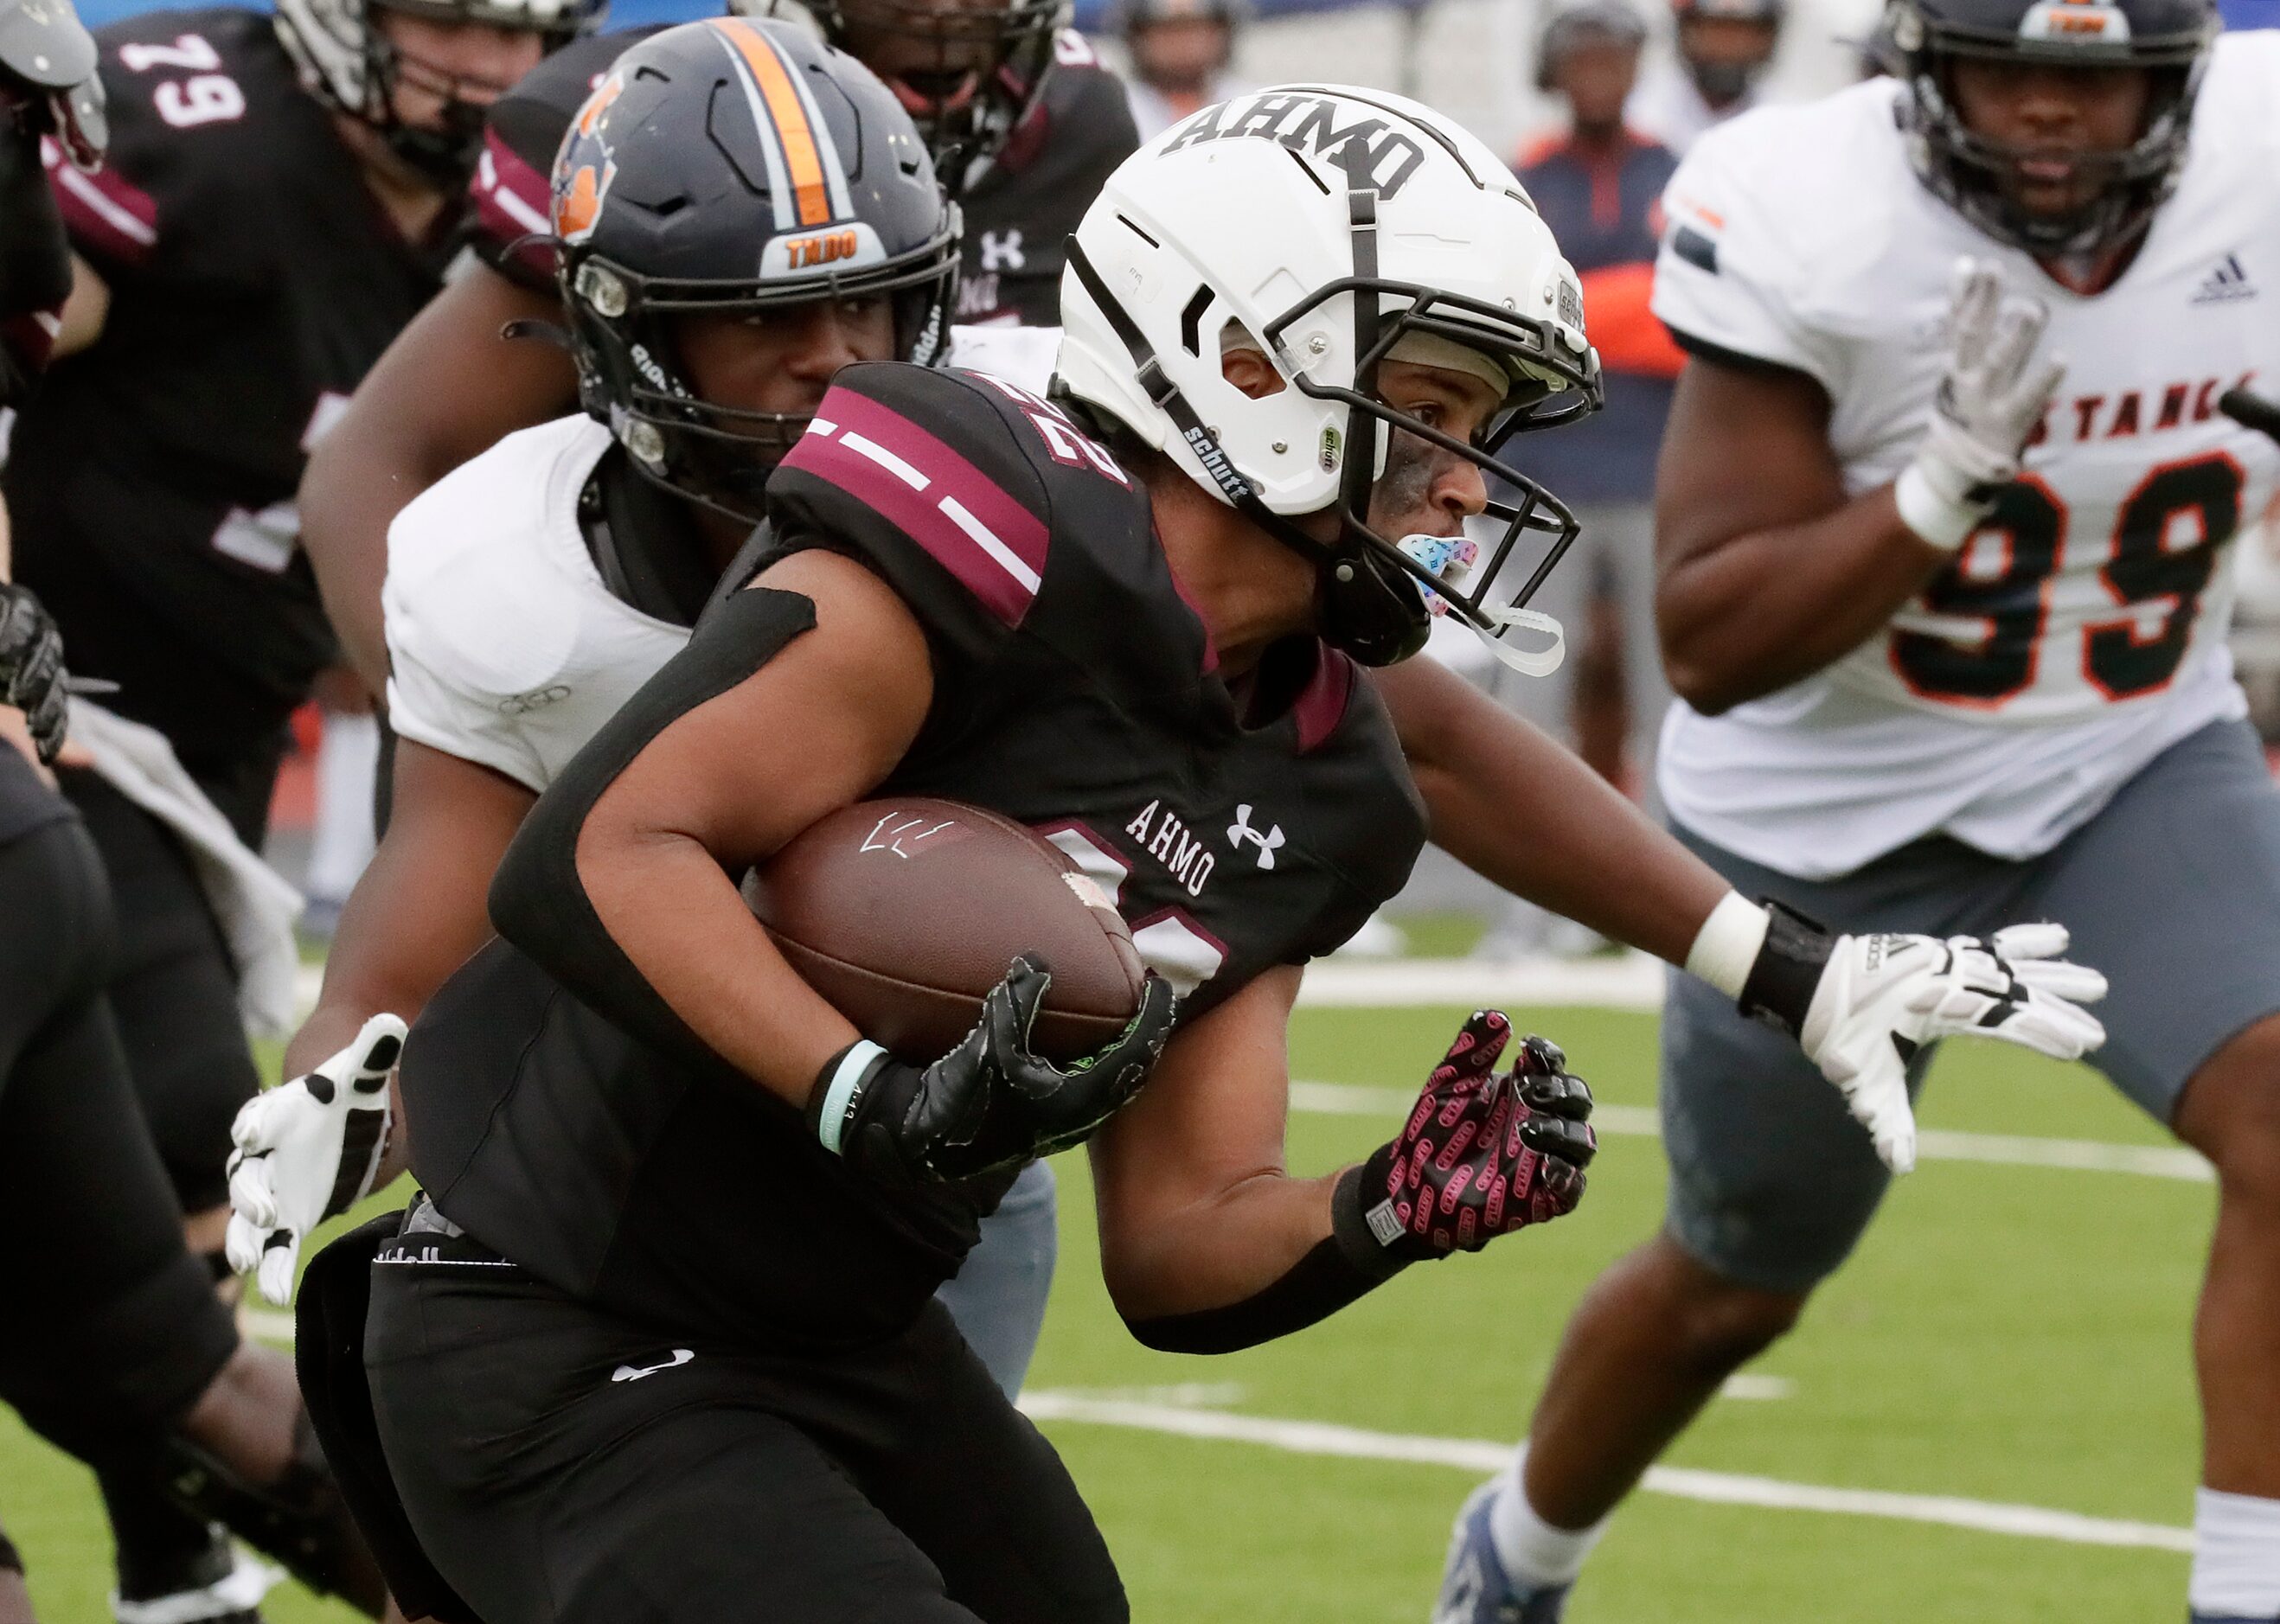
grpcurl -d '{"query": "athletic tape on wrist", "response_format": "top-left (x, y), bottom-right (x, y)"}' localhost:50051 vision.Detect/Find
top-left (816, 1040), bottom-right (888, 1156)
top-left (1683, 892), bottom-right (1771, 1001)
top-left (1735, 898), bottom-right (1836, 1040)
top-left (1893, 463), bottom-right (1985, 553)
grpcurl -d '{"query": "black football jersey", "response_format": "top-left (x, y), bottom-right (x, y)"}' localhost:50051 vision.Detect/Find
top-left (465, 23), bottom-right (1137, 327)
top-left (5, 10), bottom-right (451, 790)
top-left (400, 360), bottom-right (1423, 1352)
top-left (951, 35), bottom-right (1137, 327)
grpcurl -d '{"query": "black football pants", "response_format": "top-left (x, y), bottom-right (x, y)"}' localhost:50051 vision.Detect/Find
top-left (366, 1226), bottom-right (1128, 1624)
top-left (58, 768), bottom-right (262, 1216)
top-left (0, 816), bottom-right (239, 1469)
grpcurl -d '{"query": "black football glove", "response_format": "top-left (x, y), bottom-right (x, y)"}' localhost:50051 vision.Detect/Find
top-left (0, 584), bottom-right (67, 764)
top-left (810, 953), bottom-right (1178, 1185)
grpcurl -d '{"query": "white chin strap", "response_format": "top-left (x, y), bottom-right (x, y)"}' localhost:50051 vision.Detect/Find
top-left (1466, 605), bottom-right (1566, 677)
top-left (1398, 530), bottom-right (1566, 678)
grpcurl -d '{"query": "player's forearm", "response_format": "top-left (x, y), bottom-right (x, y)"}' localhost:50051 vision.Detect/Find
top-left (287, 744), bottom-right (533, 1075)
top-left (286, 875), bottom-right (476, 1076)
top-left (1102, 1164), bottom-right (1409, 1354)
top-left (574, 834), bottom-right (859, 1108)
top-left (1656, 483), bottom-right (1948, 713)
top-left (298, 441), bottom-right (401, 693)
top-left (1374, 657), bottom-right (1726, 964)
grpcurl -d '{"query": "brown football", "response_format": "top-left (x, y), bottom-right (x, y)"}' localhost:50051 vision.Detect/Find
top-left (744, 797), bottom-right (1147, 1065)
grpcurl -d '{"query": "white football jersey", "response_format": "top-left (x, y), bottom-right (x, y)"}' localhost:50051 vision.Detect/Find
top-left (383, 329), bottom-right (1062, 791)
top-left (1650, 33), bottom-right (2280, 878)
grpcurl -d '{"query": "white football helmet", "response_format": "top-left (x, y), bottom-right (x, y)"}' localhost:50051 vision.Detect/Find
top-left (1057, 84), bottom-right (1602, 668)
top-left (275, 0), bottom-right (605, 182)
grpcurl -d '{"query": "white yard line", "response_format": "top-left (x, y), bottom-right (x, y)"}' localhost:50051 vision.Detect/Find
top-left (1718, 1373), bottom-right (1796, 1401)
top-left (1288, 1082), bottom-right (2213, 1184)
top-left (1299, 952), bottom-right (1668, 1010)
top-left (237, 1306), bottom-right (295, 1344)
top-left (1016, 1392), bottom-right (2193, 1555)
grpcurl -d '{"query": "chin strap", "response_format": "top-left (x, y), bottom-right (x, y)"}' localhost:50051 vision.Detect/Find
top-left (1465, 605), bottom-right (1565, 677)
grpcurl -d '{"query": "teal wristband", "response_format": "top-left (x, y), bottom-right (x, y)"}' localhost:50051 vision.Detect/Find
top-left (815, 1039), bottom-right (888, 1156)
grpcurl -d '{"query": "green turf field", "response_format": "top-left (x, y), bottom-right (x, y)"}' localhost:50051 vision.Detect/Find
top-left (0, 1001), bottom-right (2210, 1622)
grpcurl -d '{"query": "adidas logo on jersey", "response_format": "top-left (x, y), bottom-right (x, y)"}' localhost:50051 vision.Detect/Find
top-left (2193, 254), bottom-right (2257, 306)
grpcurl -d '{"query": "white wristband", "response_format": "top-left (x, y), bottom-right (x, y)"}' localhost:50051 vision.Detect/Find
top-left (1684, 892), bottom-right (1771, 1001)
top-left (816, 1039), bottom-right (888, 1156)
top-left (1893, 462), bottom-right (1986, 553)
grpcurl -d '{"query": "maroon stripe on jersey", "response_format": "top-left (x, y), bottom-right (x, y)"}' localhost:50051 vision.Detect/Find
top-left (784, 386), bottom-right (1051, 626)
top-left (1291, 645), bottom-right (1355, 752)
top-left (469, 128), bottom-right (556, 283)
top-left (42, 137), bottom-right (157, 267)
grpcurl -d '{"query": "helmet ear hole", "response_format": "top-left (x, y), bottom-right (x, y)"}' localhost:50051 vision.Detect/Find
top-left (1217, 321), bottom-right (1287, 399)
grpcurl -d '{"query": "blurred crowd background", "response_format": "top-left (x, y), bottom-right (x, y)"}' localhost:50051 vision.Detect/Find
top-left (72, 0), bottom-right (2277, 949)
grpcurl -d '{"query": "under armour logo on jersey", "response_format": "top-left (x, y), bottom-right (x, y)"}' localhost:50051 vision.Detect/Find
top-left (611, 1349), bottom-right (694, 1382)
top-left (2193, 253), bottom-right (2257, 306)
top-left (979, 230), bottom-right (1026, 273)
top-left (1226, 804), bottom-right (1284, 869)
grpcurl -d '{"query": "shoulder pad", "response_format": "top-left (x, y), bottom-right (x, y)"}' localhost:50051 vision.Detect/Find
top-left (769, 361), bottom-right (1142, 657)
top-left (384, 421), bottom-right (597, 702)
top-left (1653, 82), bottom-right (1905, 383)
top-left (2196, 32), bottom-right (2280, 163)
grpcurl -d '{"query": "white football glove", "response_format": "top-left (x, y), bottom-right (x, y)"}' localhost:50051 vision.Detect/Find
top-left (224, 1013), bottom-right (407, 1307)
top-left (1894, 259), bottom-right (2067, 551)
top-left (1799, 924), bottom-right (2108, 1173)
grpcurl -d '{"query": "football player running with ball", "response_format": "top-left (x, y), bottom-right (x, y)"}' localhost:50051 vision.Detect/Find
top-left (283, 80), bottom-right (2105, 1622)
top-left (1435, 2), bottom-right (2280, 1621)
top-left (321, 85), bottom-right (1611, 1624)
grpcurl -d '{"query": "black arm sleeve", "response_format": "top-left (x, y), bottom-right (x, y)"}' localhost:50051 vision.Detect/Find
top-left (1121, 1164), bottom-right (1412, 1355)
top-left (486, 586), bottom-right (817, 1079)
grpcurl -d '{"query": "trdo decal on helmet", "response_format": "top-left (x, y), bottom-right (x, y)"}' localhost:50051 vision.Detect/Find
top-left (554, 17), bottom-right (960, 520)
top-left (1058, 84), bottom-right (1604, 673)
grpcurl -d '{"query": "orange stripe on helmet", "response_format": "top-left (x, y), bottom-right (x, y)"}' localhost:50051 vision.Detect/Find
top-left (717, 19), bottom-right (832, 228)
